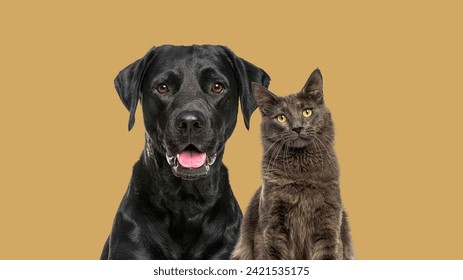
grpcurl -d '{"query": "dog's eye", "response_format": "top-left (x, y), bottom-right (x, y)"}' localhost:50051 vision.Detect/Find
top-left (211, 83), bottom-right (225, 94)
top-left (156, 84), bottom-right (169, 94)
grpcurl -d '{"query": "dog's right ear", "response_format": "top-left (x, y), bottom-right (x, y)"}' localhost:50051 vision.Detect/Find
top-left (240, 59), bottom-right (271, 129)
top-left (115, 47), bottom-right (157, 131)
top-left (220, 46), bottom-right (271, 130)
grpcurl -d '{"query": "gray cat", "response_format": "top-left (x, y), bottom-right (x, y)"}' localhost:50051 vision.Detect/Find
top-left (231, 69), bottom-right (354, 260)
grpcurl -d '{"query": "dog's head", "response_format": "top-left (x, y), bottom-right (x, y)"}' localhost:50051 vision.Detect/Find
top-left (114, 45), bottom-right (270, 180)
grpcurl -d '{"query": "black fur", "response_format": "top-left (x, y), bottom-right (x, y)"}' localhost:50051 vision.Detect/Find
top-left (101, 45), bottom-right (270, 259)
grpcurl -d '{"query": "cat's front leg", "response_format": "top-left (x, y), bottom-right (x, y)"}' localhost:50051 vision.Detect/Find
top-left (231, 187), bottom-right (262, 260)
top-left (310, 207), bottom-right (343, 260)
top-left (255, 205), bottom-right (291, 260)
top-left (255, 226), bottom-right (291, 260)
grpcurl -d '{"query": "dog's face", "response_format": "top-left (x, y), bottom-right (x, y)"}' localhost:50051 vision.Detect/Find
top-left (114, 45), bottom-right (270, 180)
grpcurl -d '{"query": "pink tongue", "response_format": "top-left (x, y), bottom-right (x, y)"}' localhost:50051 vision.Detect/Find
top-left (178, 150), bottom-right (207, 169)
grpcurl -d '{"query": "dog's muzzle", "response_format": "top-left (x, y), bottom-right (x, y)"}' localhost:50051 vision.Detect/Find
top-left (165, 148), bottom-right (217, 180)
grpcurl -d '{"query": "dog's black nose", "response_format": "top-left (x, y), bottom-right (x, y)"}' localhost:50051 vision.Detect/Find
top-left (176, 111), bottom-right (205, 134)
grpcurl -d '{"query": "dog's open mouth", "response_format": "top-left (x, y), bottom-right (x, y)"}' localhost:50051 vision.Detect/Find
top-left (165, 145), bottom-right (217, 180)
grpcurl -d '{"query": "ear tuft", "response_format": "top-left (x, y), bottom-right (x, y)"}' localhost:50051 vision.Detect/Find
top-left (252, 82), bottom-right (278, 109)
top-left (301, 68), bottom-right (324, 104)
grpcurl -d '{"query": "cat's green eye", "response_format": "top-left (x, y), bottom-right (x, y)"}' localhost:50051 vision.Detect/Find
top-left (303, 109), bottom-right (312, 118)
top-left (277, 115), bottom-right (287, 123)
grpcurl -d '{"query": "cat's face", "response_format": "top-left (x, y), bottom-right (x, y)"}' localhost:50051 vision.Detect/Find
top-left (253, 69), bottom-right (334, 149)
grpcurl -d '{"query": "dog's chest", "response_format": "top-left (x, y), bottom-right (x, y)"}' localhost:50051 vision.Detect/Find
top-left (166, 213), bottom-right (213, 259)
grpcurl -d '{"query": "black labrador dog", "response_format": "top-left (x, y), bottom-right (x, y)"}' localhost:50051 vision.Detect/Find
top-left (101, 45), bottom-right (270, 259)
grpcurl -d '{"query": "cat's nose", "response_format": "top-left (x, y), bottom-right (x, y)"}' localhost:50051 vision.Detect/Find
top-left (292, 126), bottom-right (303, 134)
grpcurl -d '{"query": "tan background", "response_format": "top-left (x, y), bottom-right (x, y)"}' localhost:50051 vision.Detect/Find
top-left (1, 0), bottom-right (462, 259)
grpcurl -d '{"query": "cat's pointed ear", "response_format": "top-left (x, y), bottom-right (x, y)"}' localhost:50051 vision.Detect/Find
top-left (301, 68), bottom-right (324, 104)
top-left (252, 83), bottom-right (279, 109)
top-left (115, 47), bottom-right (157, 131)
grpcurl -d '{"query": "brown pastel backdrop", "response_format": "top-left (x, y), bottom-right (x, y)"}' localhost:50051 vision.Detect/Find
top-left (1, 1), bottom-right (462, 259)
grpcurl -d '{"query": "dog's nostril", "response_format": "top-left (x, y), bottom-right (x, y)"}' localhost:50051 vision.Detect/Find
top-left (193, 121), bottom-right (203, 129)
top-left (178, 121), bottom-right (188, 129)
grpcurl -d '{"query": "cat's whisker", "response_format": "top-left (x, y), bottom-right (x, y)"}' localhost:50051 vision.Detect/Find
top-left (263, 136), bottom-right (289, 174)
top-left (266, 138), bottom-right (288, 169)
top-left (284, 143), bottom-right (292, 178)
top-left (282, 142), bottom-right (289, 178)
top-left (264, 135), bottom-right (293, 174)
top-left (264, 140), bottom-right (282, 173)
top-left (263, 137), bottom-right (286, 156)
top-left (312, 134), bottom-right (336, 167)
top-left (311, 136), bottom-right (325, 174)
top-left (275, 142), bottom-right (287, 174)
top-left (264, 143), bottom-right (283, 174)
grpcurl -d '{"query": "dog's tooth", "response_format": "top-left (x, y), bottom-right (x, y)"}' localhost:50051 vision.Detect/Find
top-left (207, 153), bottom-right (217, 166)
top-left (170, 156), bottom-right (178, 171)
top-left (166, 153), bottom-right (176, 166)
top-left (205, 164), bottom-right (210, 172)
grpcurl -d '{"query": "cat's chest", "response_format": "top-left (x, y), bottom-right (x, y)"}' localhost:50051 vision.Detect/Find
top-left (286, 185), bottom-right (320, 215)
top-left (262, 180), bottom-right (339, 221)
top-left (285, 186), bottom-right (324, 258)
top-left (264, 183), bottom-right (322, 218)
top-left (267, 185), bottom-right (318, 258)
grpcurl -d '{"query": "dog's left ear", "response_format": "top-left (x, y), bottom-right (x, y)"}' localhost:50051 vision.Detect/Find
top-left (222, 47), bottom-right (271, 130)
top-left (114, 47), bottom-right (157, 131)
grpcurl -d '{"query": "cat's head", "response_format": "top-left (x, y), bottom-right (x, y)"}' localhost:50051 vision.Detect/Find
top-left (252, 68), bottom-right (334, 149)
